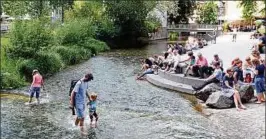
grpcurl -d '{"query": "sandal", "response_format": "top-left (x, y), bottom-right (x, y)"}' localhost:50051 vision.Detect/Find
top-left (255, 101), bottom-right (262, 104)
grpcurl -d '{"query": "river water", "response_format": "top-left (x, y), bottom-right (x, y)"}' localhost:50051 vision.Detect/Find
top-left (1, 41), bottom-right (226, 139)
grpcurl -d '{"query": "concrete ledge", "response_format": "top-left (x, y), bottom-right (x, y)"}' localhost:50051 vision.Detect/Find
top-left (158, 70), bottom-right (206, 87)
top-left (146, 74), bottom-right (195, 95)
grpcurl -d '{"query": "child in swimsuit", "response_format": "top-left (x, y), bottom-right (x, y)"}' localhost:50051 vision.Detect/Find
top-left (87, 92), bottom-right (98, 127)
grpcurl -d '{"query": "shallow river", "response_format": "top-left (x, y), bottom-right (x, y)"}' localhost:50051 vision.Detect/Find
top-left (1, 41), bottom-right (226, 139)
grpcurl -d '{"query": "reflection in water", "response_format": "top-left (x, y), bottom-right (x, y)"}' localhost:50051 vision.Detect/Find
top-left (1, 41), bottom-right (225, 139)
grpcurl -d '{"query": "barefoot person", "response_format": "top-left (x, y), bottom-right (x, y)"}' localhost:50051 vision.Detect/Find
top-left (28, 69), bottom-right (44, 104)
top-left (222, 68), bottom-right (246, 111)
top-left (70, 73), bottom-right (93, 134)
top-left (87, 92), bottom-right (98, 127)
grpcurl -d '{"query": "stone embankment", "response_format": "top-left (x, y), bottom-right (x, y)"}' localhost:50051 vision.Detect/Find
top-left (146, 33), bottom-right (265, 139)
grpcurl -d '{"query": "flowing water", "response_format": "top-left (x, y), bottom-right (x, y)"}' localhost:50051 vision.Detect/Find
top-left (1, 41), bottom-right (226, 139)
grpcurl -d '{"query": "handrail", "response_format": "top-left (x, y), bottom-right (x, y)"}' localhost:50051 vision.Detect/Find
top-left (167, 24), bottom-right (218, 29)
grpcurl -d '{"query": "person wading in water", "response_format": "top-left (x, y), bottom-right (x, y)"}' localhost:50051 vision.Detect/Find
top-left (70, 73), bottom-right (93, 135)
top-left (28, 70), bottom-right (44, 104)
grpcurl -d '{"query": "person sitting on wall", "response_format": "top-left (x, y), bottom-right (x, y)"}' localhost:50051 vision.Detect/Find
top-left (192, 62), bottom-right (223, 91)
top-left (192, 52), bottom-right (209, 79)
top-left (209, 54), bottom-right (224, 74)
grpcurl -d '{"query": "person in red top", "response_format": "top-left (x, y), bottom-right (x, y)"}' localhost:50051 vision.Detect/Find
top-left (192, 52), bottom-right (209, 79)
top-left (28, 69), bottom-right (44, 104)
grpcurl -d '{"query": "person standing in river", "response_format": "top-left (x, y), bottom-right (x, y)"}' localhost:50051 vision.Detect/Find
top-left (70, 73), bottom-right (93, 134)
top-left (28, 69), bottom-right (44, 104)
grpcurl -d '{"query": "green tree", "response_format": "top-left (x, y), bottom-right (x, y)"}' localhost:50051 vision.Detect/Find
top-left (238, 0), bottom-right (257, 24)
top-left (104, 0), bottom-right (156, 46)
top-left (1, 1), bottom-right (29, 17)
top-left (167, 0), bottom-right (196, 24)
top-left (196, 1), bottom-right (218, 24)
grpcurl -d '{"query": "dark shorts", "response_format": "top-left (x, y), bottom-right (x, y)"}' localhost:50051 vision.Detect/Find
top-left (255, 77), bottom-right (265, 93)
top-left (89, 111), bottom-right (98, 120)
top-left (30, 87), bottom-right (41, 98)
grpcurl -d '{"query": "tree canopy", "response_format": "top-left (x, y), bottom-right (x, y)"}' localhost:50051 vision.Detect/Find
top-left (238, 0), bottom-right (257, 23)
top-left (196, 2), bottom-right (218, 24)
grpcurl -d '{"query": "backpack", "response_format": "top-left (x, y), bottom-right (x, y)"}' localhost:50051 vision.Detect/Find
top-left (69, 80), bottom-right (79, 96)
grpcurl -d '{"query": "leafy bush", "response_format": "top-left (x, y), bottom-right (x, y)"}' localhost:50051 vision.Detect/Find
top-left (8, 19), bottom-right (53, 58)
top-left (0, 72), bottom-right (27, 89)
top-left (51, 45), bottom-right (91, 65)
top-left (55, 19), bottom-right (97, 45)
top-left (168, 32), bottom-right (179, 41)
top-left (17, 59), bottom-right (39, 81)
top-left (17, 51), bottom-right (63, 81)
top-left (79, 38), bottom-right (110, 55)
top-left (34, 51), bottom-right (64, 75)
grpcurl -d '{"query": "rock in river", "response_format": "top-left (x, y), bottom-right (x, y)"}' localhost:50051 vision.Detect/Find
top-left (205, 91), bottom-right (234, 109)
top-left (195, 83), bottom-right (221, 102)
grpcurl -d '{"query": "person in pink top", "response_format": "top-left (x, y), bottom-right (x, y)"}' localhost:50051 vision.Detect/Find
top-left (28, 69), bottom-right (44, 104)
top-left (192, 52), bottom-right (209, 79)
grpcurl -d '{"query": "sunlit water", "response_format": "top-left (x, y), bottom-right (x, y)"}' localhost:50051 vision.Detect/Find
top-left (1, 41), bottom-right (225, 139)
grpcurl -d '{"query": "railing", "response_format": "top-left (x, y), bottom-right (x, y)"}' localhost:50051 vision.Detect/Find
top-left (167, 24), bottom-right (218, 30)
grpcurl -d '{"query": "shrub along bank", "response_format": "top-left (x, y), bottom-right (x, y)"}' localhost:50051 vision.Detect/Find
top-left (1, 18), bottom-right (109, 89)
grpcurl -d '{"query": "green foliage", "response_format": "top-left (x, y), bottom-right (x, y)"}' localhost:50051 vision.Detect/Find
top-left (0, 37), bottom-right (26, 89)
top-left (145, 14), bottom-right (161, 33)
top-left (238, 0), bottom-right (257, 23)
top-left (17, 59), bottom-right (39, 81)
top-left (1, 1), bottom-right (29, 17)
top-left (51, 45), bottom-right (91, 65)
top-left (8, 19), bottom-right (53, 58)
top-left (168, 0), bottom-right (196, 24)
top-left (222, 22), bottom-right (230, 32)
top-left (65, 1), bottom-right (103, 21)
top-left (55, 19), bottom-right (96, 45)
top-left (17, 51), bottom-right (63, 81)
top-left (168, 32), bottom-right (179, 41)
top-left (105, 0), bottom-right (157, 39)
top-left (80, 38), bottom-right (110, 55)
top-left (196, 2), bottom-right (218, 24)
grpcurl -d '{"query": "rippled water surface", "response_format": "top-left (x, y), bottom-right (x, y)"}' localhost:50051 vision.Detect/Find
top-left (1, 41), bottom-right (225, 139)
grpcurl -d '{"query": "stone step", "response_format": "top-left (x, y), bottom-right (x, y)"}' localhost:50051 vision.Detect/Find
top-left (158, 70), bottom-right (206, 87)
top-left (146, 74), bottom-right (195, 95)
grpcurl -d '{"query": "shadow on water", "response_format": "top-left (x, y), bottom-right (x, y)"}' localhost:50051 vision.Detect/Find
top-left (1, 40), bottom-right (225, 139)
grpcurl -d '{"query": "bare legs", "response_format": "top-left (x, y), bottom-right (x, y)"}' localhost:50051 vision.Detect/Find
top-left (255, 92), bottom-right (265, 104)
top-left (233, 91), bottom-right (246, 111)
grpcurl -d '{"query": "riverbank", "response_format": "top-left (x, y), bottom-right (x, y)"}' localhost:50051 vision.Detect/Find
top-left (202, 102), bottom-right (265, 139)
top-left (147, 33), bottom-right (265, 139)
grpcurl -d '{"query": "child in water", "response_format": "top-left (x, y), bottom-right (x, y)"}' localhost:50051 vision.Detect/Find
top-left (87, 92), bottom-right (98, 127)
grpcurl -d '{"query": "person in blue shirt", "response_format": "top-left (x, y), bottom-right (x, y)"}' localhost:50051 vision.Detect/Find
top-left (70, 73), bottom-right (93, 134)
top-left (222, 68), bottom-right (246, 111)
top-left (252, 58), bottom-right (265, 104)
top-left (192, 62), bottom-right (223, 91)
top-left (87, 92), bottom-right (98, 127)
